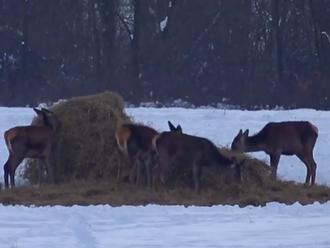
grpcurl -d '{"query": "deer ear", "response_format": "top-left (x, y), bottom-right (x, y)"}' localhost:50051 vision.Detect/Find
top-left (243, 129), bottom-right (249, 136)
top-left (33, 108), bottom-right (43, 116)
top-left (168, 121), bottom-right (176, 131)
top-left (238, 129), bottom-right (243, 136)
top-left (41, 108), bottom-right (54, 116)
top-left (41, 108), bottom-right (52, 114)
top-left (177, 125), bottom-right (183, 134)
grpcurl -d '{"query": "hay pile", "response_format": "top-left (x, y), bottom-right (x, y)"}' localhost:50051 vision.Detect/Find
top-left (24, 91), bottom-right (131, 183)
top-left (162, 148), bottom-right (271, 190)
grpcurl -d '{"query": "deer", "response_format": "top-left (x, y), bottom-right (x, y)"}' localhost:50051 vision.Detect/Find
top-left (231, 121), bottom-right (318, 185)
top-left (115, 121), bottom-right (182, 187)
top-left (152, 128), bottom-right (240, 192)
top-left (3, 107), bottom-right (59, 189)
top-left (115, 123), bottom-right (159, 187)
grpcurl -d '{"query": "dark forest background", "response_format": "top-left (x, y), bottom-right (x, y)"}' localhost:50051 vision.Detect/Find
top-left (0, 0), bottom-right (330, 108)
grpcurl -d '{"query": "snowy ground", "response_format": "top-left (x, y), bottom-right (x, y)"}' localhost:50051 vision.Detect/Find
top-left (1, 107), bottom-right (330, 247)
top-left (2, 203), bottom-right (330, 248)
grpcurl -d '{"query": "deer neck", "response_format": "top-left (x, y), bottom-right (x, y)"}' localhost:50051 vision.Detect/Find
top-left (44, 118), bottom-right (57, 132)
top-left (244, 133), bottom-right (266, 152)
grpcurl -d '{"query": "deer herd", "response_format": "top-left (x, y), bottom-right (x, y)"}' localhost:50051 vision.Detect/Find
top-left (2, 107), bottom-right (319, 192)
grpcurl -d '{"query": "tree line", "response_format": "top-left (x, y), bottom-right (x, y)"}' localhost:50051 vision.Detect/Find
top-left (0, 0), bottom-right (330, 108)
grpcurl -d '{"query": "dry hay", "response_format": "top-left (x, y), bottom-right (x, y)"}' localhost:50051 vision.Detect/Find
top-left (162, 148), bottom-right (271, 190)
top-left (24, 91), bottom-right (131, 183)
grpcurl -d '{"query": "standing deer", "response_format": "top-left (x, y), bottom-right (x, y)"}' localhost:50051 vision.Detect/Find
top-left (153, 130), bottom-right (239, 192)
top-left (3, 107), bottom-right (58, 188)
top-left (115, 123), bottom-right (159, 186)
top-left (231, 121), bottom-right (318, 185)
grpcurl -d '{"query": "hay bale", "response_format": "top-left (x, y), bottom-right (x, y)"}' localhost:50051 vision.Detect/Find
top-left (24, 91), bottom-right (131, 183)
top-left (219, 148), bottom-right (272, 186)
top-left (159, 148), bottom-right (272, 189)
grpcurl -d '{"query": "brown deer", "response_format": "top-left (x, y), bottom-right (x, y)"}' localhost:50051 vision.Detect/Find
top-left (153, 130), bottom-right (240, 192)
top-left (115, 123), bottom-right (159, 186)
top-left (3, 107), bottom-right (59, 188)
top-left (231, 121), bottom-right (318, 185)
top-left (115, 121), bottom-right (182, 187)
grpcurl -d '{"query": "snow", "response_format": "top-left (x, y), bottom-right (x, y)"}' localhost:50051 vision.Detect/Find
top-left (160, 16), bottom-right (168, 32)
top-left (321, 31), bottom-right (330, 45)
top-left (1, 107), bottom-right (330, 247)
top-left (1, 203), bottom-right (330, 247)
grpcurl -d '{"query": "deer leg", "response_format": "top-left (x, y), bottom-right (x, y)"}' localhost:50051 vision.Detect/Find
top-left (45, 157), bottom-right (54, 184)
top-left (310, 154), bottom-right (317, 185)
top-left (3, 156), bottom-right (11, 189)
top-left (116, 151), bottom-right (130, 185)
top-left (116, 161), bottom-right (121, 185)
top-left (116, 155), bottom-right (125, 184)
top-left (135, 154), bottom-right (142, 186)
top-left (8, 155), bottom-right (24, 189)
top-left (192, 163), bottom-right (202, 193)
top-left (128, 155), bottom-right (136, 185)
top-left (297, 152), bottom-right (315, 185)
top-left (145, 153), bottom-right (154, 188)
top-left (37, 159), bottom-right (44, 186)
top-left (151, 162), bottom-right (161, 190)
top-left (158, 159), bottom-right (168, 186)
top-left (306, 150), bottom-right (317, 185)
top-left (151, 153), bottom-right (162, 190)
top-left (270, 154), bottom-right (280, 180)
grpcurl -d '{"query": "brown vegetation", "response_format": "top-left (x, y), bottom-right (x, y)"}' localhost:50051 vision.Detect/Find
top-left (1, 151), bottom-right (330, 207)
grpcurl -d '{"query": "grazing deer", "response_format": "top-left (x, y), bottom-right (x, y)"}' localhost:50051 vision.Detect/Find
top-left (3, 108), bottom-right (59, 189)
top-left (231, 121), bottom-right (318, 185)
top-left (115, 121), bottom-right (183, 187)
top-left (115, 123), bottom-right (159, 187)
top-left (153, 130), bottom-right (239, 192)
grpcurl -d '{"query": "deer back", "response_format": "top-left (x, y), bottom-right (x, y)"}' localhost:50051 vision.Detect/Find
top-left (155, 132), bottom-right (232, 167)
top-left (115, 124), bottom-right (158, 156)
top-left (4, 108), bottom-right (58, 156)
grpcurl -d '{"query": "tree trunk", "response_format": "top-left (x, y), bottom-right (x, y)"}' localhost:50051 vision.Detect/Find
top-left (99, 0), bottom-right (116, 89)
top-left (132, 0), bottom-right (141, 97)
top-left (91, 0), bottom-right (102, 87)
top-left (271, 0), bottom-right (283, 82)
top-left (21, 0), bottom-right (29, 90)
top-left (309, 0), bottom-right (323, 74)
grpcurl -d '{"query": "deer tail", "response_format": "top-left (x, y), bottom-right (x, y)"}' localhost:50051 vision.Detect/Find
top-left (309, 122), bottom-right (318, 136)
top-left (4, 129), bottom-right (16, 153)
top-left (114, 125), bottom-right (131, 156)
top-left (152, 134), bottom-right (161, 154)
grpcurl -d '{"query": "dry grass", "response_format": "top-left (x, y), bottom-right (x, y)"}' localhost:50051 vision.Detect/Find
top-left (0, 177), bottom-right (329, 207)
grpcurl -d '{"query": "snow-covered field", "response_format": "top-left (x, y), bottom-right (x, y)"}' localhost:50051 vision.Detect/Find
top-left (1, 107), bottom-right (330, 247)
